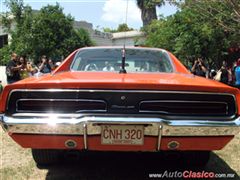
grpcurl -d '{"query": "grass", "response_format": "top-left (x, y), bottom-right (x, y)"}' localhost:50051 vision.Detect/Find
top-left (0, 128), bottom-right (239, 179)
top-left (0, 129), bottom-right (48, 180)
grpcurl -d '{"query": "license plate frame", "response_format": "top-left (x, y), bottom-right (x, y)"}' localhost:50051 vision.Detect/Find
top-left (101, 125), bottom-right (144, 145)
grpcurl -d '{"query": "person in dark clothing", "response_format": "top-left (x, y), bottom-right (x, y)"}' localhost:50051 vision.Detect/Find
top-left (191, 58), bottom-right (207, 77)
top-left (38, 55), bottom-right (52, 74)
top-left (209, 69), bottom-right (217, 79)
top-left (219, 60), bottom-right (230, 84)
top-left (220, 68), bottom-right (229, 84)
top-left (6, 53), bottom-right (22, 84)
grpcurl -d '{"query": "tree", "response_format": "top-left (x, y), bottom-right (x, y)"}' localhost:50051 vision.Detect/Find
top-left (136, 0), bottom-right (165, 27)
top-left (116, 23), bottom-right (134, 32)
top-left (145, 3), bottom-right (232, 68)
top-left (178, 0), bottom-right (240, 38)
top-left (0, 1), bottom-right (93, 64)
top-left (1, 0), bottom-right (34, 57)
top-left (0, 45), bottom-right (12, 65)
top-left (103, 24), bottom-right (134, 33)
top-left (31, 4), bottom-right (93, 61)
top-left (103, 27), bottom-right (114, 33)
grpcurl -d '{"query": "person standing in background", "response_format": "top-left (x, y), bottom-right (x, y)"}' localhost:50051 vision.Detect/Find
top-left (234, 58), bottom-right (240, 87)
top-left (48, 58), bottom-right (56, 71)
top-left (38, 55), bottom-right (52, 74)
top-left (6, 53), bottom-right (22, 84)
top-left (219, 60), bottom-right (229, 84)
top-left (191, 58), bottom-right (208, 78)
top-left (19, 56), bottom-right (34, 79)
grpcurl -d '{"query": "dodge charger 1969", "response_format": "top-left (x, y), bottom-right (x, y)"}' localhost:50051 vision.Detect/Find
top-left (0, 47), bottom-right (239, 166)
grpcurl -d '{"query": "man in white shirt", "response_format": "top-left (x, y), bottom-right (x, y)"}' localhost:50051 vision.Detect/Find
top-left (103, 61), bottom-right (115, 71)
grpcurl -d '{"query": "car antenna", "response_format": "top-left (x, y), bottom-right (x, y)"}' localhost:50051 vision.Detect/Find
top-left (120, 45), bottom-right (127, 73)
top-left (119, 0), bottom-right (128, 74)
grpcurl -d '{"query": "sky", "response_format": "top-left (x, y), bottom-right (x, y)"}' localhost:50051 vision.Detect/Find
top-left (0, 0), bottom-right (178, 30)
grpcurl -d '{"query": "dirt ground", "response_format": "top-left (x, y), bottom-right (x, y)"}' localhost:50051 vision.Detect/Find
top-left (0, 128), bottom-right (239, 180)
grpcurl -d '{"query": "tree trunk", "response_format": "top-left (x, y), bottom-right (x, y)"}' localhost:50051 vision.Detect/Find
top-left (141, 6), bottom-right (157, 27)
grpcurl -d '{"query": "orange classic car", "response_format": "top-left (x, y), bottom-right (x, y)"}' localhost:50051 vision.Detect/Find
top-left (0, 47), bottom-right (240, 166)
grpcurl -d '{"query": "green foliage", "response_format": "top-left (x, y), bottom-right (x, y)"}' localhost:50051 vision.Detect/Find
top-left (31, 4), bottom-right (75, 60)
top-left (1, 0), bottom-right (34, 57)
top-left (75, 28), bottom-right (93, 46)
top-left (0, 1), bottom-right (93, 64)
top-left (103, 24), bottom-right (134, 33)
top-left (116, 23), bottom-right (134, 32)
top-left (145, 1), bottom-right (238, 68)
top-left (180, 0), bottom-right (240, 38)
top-left (103, 27), bottom-right (114, 33)
top-left (0, 45), bottom-right (12, 65)
top-left (4, 0), bottom-right (24, 24)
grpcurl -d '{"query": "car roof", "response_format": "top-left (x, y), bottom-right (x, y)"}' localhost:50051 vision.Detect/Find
top-left (79, 46), bottom-right (168, 52)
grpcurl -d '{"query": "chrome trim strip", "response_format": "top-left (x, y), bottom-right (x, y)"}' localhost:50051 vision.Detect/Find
top-left (157, 125), bottom-right (162, 151)
top-left (16, 98), bottom-right (107, 113)
top-left (8, 88), bottom-right (238, 95)
top-left (9, 112), bottom-right (236, 121)
top-left (83, 123), bottom-right (88, 149)
top-left (1, 115), bottom-right (240, 136)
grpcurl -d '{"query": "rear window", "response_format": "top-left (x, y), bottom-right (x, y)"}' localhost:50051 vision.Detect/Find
top-left (71, 48), bottom-right (174, 73)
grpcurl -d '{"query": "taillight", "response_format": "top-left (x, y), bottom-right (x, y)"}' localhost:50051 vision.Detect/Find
top-left (139, 101), bottom-right (228, 116)
top-left (17, 99), bottom-right (107, 113)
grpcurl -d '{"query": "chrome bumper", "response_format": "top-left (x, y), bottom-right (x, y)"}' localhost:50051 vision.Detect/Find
top-left (1, 113), bottom-right (240, 136)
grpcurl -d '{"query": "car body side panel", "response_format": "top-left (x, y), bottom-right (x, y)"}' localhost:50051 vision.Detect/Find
top-left (168, 52), bottom-right (191, 74)
top-left (53, 49), bottom-right (78, 73)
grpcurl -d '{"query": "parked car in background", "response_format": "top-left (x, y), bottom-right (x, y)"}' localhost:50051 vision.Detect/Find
top-left (0, 47), bottom-right (239, 166)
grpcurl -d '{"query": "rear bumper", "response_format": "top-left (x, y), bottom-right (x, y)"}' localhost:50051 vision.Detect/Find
top-left (1, 114), bottom-right (240, 150)
top-left (1, 114), bottom-right (240, 136)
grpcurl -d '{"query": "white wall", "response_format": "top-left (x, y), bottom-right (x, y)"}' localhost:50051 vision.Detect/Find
top-left (0, 66), bottom-right (7, 87)
top-left (112, 37), bottom-right (135, 46)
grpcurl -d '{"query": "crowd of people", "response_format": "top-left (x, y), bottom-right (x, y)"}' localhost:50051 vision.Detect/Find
top-left (191, 57), bottom-right (240, 87)
top-left (6, 53), bottom-right (60, 84)
top-left (4, 52), bottom-right (240, 87)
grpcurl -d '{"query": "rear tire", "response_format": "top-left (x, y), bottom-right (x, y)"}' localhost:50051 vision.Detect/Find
top-left (32, 149), bottom-right (62, 165)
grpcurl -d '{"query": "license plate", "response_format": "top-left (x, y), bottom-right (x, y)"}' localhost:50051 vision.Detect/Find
top-left (101, 125), bottom-right (144, 145)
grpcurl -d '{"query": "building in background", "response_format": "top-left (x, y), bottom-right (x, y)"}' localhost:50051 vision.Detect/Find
top-left (112, 31), bottom-right (145, 46)
top-left (0, 15), bottom-right (15, 48)
top-left (0, 34), bottom-right (8, 48)
top-left (73, 20), bottom-right (145, 46)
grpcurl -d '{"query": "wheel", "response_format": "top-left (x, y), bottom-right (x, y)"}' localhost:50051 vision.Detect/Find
top-left (32, 149), bottom-right (63, 165)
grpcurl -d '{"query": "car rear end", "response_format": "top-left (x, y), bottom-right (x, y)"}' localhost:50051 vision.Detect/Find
top-left (1, 47), bottom-right (240, 165)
